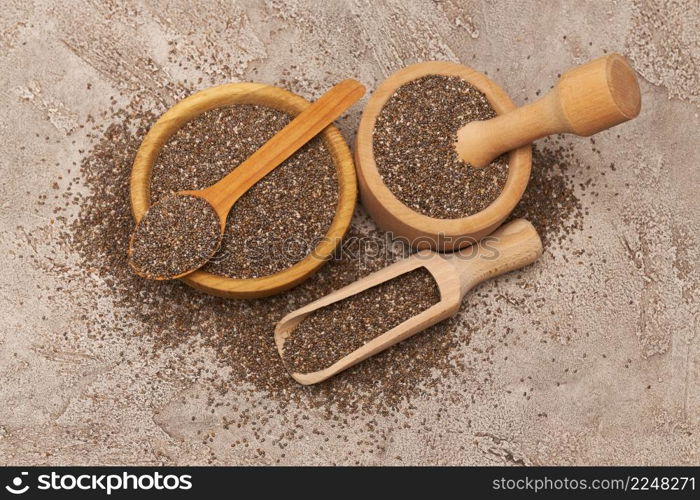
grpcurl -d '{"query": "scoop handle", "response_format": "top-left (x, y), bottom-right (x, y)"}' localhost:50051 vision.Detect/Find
top-left (202, 79), bottom-right (365, 217)
top-left (449, 219), bottom-right (543, 296)
top-left (455, 54), bottom-right (641, 167)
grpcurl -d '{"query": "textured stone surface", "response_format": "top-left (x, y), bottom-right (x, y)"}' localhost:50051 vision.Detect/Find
top-left (0, 0), bottom-right (697, 465)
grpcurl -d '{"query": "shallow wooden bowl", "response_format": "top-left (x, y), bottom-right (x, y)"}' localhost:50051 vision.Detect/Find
top-left (355, 61), bottom-right (532, 251)
top-left (130, 83), bottom-right (357, 298)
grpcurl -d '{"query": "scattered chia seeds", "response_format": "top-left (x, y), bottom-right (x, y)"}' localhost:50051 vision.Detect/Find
top-left (35, 94), bottom-right (464, 415)
top-left (129, 194), bottom-right (221, 279)
top-left (150, 104), bottom-right (338, 279)
top-left (282, 267), bottom-right (441, 374)
top-left (510, 139), bottom-right (584, 248)
top-left (22, 86), bottom-right (590, 463)
top-left (31, 92), bottom-right (586, 413)
top-left (373, 74), bottom-right (509, 219)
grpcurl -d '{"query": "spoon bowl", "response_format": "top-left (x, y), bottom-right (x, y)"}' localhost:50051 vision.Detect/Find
top-left (128, 192), bottom-right (224, 280)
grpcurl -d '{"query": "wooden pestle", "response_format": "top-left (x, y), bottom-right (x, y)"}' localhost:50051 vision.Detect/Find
top-left (455, 54), bottom-right (641, 168)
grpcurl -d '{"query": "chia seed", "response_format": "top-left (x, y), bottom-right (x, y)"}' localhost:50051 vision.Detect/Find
top-left (129, 194), bottom-right (221, 279)
top-left (373, 74), bottom-right (508, 219)
top-left (150, 104), bottom-right (338, 279)
top-left (281, 267), bottom-right (441, 374)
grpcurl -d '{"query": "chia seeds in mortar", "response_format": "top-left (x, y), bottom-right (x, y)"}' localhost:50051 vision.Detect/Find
top-left (373, 74), bottom-right (508, 219)
top-left (150, 104), bottom-right (338, 279)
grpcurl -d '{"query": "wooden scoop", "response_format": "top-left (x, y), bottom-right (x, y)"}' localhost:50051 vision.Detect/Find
top-left (274, 218), bottom-right (543, 384)
top-left (456, 53), bottom-right (641, 167)
top-left (128, 79), bottom-right (365, 280)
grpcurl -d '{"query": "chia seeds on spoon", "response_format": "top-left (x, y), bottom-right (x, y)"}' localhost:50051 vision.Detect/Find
top-left (373, 74), bottom-right (508, 219)
top-left (129, 194), bottom-right (221, 279)
top-left (281, 267), bottom-right (441, 374)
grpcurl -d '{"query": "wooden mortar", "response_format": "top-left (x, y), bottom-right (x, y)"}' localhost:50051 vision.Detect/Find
top-left (355, 61), bottom-right (531, 251)
top-left (355, 55), bottom-right (640, 251)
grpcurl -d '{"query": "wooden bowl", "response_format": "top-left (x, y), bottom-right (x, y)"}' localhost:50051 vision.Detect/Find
top-left (130, 83), bottom-right (357, 298)
top-left (355, 61), bottom-right (532, 251)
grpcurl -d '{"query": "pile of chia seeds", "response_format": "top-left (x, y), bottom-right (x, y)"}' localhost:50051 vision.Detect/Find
top-left (281, 267), bottom-right (441, 374)
top-left (373, 74), bottom-right (509, 219)
top-left (25, 84), bottom-right (589, 434)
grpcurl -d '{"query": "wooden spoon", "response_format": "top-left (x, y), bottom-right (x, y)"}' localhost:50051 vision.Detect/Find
top-left (456, 53), bottom-right (641, 167)
top-left (128, 79), bottom-right (365, 280)
top-left (274, 218), bottom-right (543, 384)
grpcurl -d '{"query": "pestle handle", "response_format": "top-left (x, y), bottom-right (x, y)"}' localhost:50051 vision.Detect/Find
top-left (447, 219), bottom-right (543, 296)
top-left (455, 54), bottom-right (641, 168)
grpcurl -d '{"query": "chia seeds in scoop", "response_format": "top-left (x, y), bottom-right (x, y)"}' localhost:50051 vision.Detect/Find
top-left (281, 267), bottom-right (441, 374)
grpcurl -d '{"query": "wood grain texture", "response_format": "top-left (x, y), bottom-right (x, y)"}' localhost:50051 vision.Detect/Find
top-left (130, 82), bottom-right (359, 298)
top-left (355, 61), bottom-right (532, 252)
top-left (275, 219), bottom-right (543, 384)
top-left (456, 54), bottom-right (642, 167)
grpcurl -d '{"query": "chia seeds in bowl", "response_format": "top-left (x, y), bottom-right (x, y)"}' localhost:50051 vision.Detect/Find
top-left (149, 104), bottom-right (339, 280)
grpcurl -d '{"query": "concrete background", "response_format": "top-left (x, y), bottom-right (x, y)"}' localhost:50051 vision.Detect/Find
top-left (0, 0), bottom-right (697, 465)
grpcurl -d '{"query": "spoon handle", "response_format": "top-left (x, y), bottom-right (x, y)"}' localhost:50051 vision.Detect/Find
top-left (455, 54), bottom-right (641, 168)
top-left (447, 219), bottom-right (543, 297)
top-left (204, 79), bottom-right (365, 215)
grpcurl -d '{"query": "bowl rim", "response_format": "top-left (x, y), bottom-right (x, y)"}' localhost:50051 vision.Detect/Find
top-left (355, 61), bottom-right (531, 247)
top-left (130, 82), bottom-right (357, 298)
